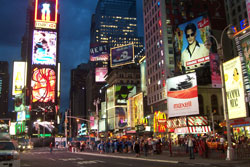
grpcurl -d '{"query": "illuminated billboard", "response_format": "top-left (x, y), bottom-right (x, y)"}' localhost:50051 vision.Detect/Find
top-left (90, 43), bottom-right (109, 61)
top-left (115, 85), bottom-right (136, 105)
top-left (167, 72), bottom-right (199, 117)
top-left (32, 30), bottom-right (57, 65)
top-left (31, 67), bottom-right (56, 103)
top-left (110, 44), bottom-right (134, 68)
top-left (34, 0), bottom-right (58, 29)
top-left (12, 62), bottom-right (27, 96)
top-left (223, 57), bottom-right (247, 119)
top-left (175, 16), bottom-right (210, 72)
top-left (95, 67), bottom-right (108, 82)
top-left (57, 62), bottom-right (60, 97)
top-left (140, 58), bottom-right (147, 93)
top-left (115, 107), bottom-right (127, 129)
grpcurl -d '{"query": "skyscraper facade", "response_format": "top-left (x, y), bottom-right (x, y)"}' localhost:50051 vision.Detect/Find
top-left (0, 61), bottom-right (9, 117)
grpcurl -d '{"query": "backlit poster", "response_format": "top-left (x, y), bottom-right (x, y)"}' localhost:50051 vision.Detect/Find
top-left (31, 67), bottom-right (56, 103)
top-left (32, 30), bottom-right (57, 65)
top-left (90, 43), bottom-right (109, 61)
top-left (115, 85), bottom-right (136, 105)
top-left (115, 107), bottom-right (127, 129)
top-left (95, 67), bottom-right (108, 82)
top-left (175, 16), bottom-right (210, 72)
top-left (223, 56), bottom-right (247, 119)
top-left (167, 73), bottom-right (199, 117)
top-left (12, 62), bottom-right (26, 96)
top-left (34, 0), bottom-right (58, 29)
top-left (209, 53), bottom-right (221, 88)
top-left (133, 93), bottom-right (144, 126)
top-left (110, 44), bottom-right (134, 68)
top-left (140, 58), bottom-right (147, 93)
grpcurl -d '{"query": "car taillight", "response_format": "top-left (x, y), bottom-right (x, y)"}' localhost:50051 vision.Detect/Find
top-left (6, 155), bottom-right (13, 160)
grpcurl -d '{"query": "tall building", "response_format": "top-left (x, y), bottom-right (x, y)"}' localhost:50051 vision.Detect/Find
top-left (143, 0), bottom-right (228, 113)
top-left (0, 61), bottom-right (9, 117)
top-left (90, 0), bottom-right (144, 53)
top-left (20, 0), bottom-right (61, 136)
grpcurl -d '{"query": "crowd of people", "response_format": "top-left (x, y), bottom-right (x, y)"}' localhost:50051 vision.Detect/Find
top-left (66, 134), bottom-right (250, 159)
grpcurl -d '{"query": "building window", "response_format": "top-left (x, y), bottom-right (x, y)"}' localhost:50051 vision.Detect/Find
top-left (211, 94), bottom-right (219, 115)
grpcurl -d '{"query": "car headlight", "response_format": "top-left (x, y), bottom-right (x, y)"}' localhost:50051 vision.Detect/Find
top-left (27, 145), bottom-right (31, 149)
top-left (18, 145), bottom-right (21, 148)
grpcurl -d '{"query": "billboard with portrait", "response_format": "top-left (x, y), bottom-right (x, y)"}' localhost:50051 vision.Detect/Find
top-left (34, 0), bottom-right (58, 29)
top-left (12, 62), bottom-right (27, 96)
top-left (175, 16), bottom-right (210, 72)
top-left (90, 43), bottom-right (109, 61)
top-left (31, 67), bottom-right (56, 103)
top-left (167, 72), bottom-right (199, 117)
top-left (95, 67), bottom-right (108, 82)
top-left (115, 107), bottom-right (127, 129)
top-left (110, 44), bottom-right (134, 68)
top-left (32, 30), bottom-right (57, 66)
top-left (223, 56), bottom-right (247, 119)
top-left (115, 85), bottom-right (136, 105)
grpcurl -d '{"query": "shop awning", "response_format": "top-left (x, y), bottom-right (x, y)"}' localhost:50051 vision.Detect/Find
top-left (189, 126), bottom-right (211, 134)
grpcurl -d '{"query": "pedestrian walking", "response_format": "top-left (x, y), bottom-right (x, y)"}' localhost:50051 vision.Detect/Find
top-left (49, 142), bottom-right (53, 153)
top-left (134, 141), bottom-right (140, 157)
top-left (188, 135), bottom-right (195, 159)
top-left (143, 140), bottom-right (149, 156)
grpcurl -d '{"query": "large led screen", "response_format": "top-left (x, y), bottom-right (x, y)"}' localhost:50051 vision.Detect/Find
top-left (209, 53), bottom-right (221, 88)
top-left (167, 73), bottom-right (199, 117)
top-left (140, 59), bottom-right (147, 93)
top-left (31, 67), bottom-right (56, 103)
top-left (223, 57), bottom-right (247, 119)
top-left (115, 85), bottom-right (136, 105)
top-left (12, 62), bottom-right (27, 96)
top-left (110, 44), bottom-right (134, 68)
top-left (32, 30), bottom-right (57, 65)
top-left (90, 43), bottom-right (109, 61)
top-left (95, 67), bottom-right (108, 82)
top-left (115, 107), bottom-right (127, 129)
top-left (175, 16), bottom-right (210, 72)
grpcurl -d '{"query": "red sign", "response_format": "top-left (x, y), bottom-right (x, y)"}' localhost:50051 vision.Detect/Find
top-left (35, 0), bottom-right (58, 24)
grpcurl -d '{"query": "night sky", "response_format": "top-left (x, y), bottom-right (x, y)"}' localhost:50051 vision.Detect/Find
top-left (0, 0), bottom-right (143, 113)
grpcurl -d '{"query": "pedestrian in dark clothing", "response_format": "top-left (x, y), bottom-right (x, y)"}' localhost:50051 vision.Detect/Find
top-left (50, 142), bottom-right (53, 153)
top-left (134, 141), bottom-right (140, 157)
top-left (188, 135), bottom-right (195, 159)
top-left (143, 140), bottom-right (149, 156)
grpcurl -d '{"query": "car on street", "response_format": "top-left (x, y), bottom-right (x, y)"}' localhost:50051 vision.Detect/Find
top-left (0, 133), bottom-right (20, 167)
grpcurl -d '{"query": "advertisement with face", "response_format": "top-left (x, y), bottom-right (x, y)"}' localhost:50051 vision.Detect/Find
top-left (175, 16), bottom-right (210, 72)
top-left (32, 30), bottom-right (57, 65)
top-left (35, 0), bottom-right (57, 23)
top-left (223, 57), bottom-right (247, 119)
top-left (209, 53), bottom-right (221, 88)
top-left (167, 72), bottom-right (199, 117)
top-left (90, 43), bottom-right (109, 61)
top-left (12, 62), bottom-right (27, 96)
top-left (95, 67), bottom-right (108, 82)
top-left (110, 44), bottom-right (134, 68)
top-left (31, 67), bottom-right (56, 103)
top-left (115, 85), bottom-right (136, 105)
top-left (115, 107), bottom-right (127, 129)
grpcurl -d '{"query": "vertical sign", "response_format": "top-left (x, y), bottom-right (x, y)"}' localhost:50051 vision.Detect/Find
top-left (223, 56), bottom-right (247, 119)
top-left (247, 0), bottom-right (250, 25)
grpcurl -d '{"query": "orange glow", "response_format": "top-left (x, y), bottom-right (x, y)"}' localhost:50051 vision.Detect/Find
top-left (233, 26), bottom-right (250, 37)
top-left (35, 0), bottom-right (58, 24)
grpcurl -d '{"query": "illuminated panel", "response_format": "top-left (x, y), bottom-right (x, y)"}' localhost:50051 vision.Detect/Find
top-left (110, 43), bottom-right (134, 68)
top-left (95, 67), bottom-right (108, 82)
top-left (12, 62), bottom-right (27, 96)
top-left (32, 30), bottom-right (57, 65)
top-left (0, 76), bottom-right (2, 97)
top-left (57, 63), bottom-right (60, 97)
top-left (90, 43), bottom-right (109, 61)
top-left (31, 67), bottom-right (56, 103)
top-left (34, 0), bottom-right (58, 29)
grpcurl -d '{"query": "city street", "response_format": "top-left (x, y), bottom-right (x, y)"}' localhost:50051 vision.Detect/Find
top-left (20, 148), bottom-right (250, 167)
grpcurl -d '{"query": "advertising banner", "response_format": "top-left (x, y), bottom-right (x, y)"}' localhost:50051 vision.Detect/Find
top-left (127, 98), bottom-right (133, 127)
top-left (32, 30), bottom-right (57, 65)
top-left (175, 16), bottom-right (210, 72)
top-left (133, 93), bottom-right (144, 126)
top-left (247, 0), bottom-right (250, 25)
top-left (140, 59), bottom-right (147, 93)
top-left (115, 107), bottom-right (127, 129)
top-left (187, 116), bottom-right (208, 126)
top-left (107, 86), bottom-right (115, 109)
top-left (167, 117), bottom-right (187, 128)
top-left (17, 111), bottom-right (26, 122)
top-left (34, 0), bottom-right (58, 29)
top-left (235, 30), bottom-right (250, 98)
top-left (12, 62), bottom-right (27, 96)
top-left (95, 67), bottom-right (108, 82)
top-left (167, 73), bottom-right (199, 117)
top-left (115, 85), bottom-right (136, 105)
top-left (188, 126), bottom-right (211, 134)
top-left (209, 53), bottom-right (222, 88)
top-left (223, 56), bottom-right (247, 119)
top-left (14, 94), bottom-right (25, 112)
top-left (31, 67), bottom-right (56, 103)
top-left (90, 43), bottom-right (109, 61)
top-left (110, 44), bottom-right (134, 68)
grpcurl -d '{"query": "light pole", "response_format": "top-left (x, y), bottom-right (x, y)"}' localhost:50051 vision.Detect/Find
top-left (93, 98), bottom-right (100, 140)
top-left (207, 24), bottom-right (234, 160)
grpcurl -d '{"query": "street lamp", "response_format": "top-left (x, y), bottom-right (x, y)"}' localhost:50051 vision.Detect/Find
top-left (206, 24), bottom-right (234, 160)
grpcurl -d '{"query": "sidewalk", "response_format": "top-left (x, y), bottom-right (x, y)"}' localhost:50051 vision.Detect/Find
top-left (71, 149), bottom-right (250, 167)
